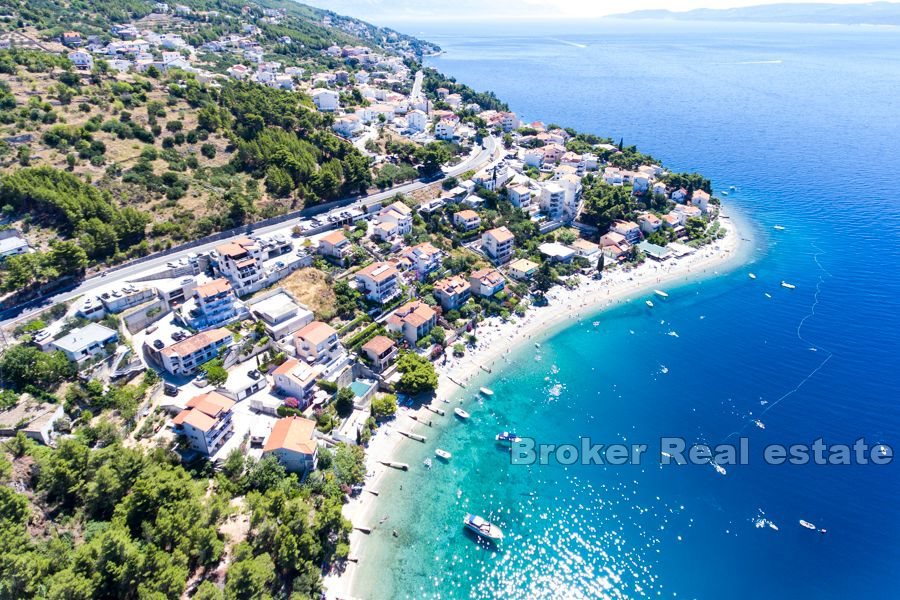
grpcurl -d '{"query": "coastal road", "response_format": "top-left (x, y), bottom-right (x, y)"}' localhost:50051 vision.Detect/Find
top-left (410, 70), bottom-right (424, 99)
top-left (0, 135), bottom-right (498, 327)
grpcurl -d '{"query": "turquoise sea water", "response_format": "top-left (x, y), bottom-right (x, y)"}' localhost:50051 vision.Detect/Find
top-left (352, 20), bottom-right (900, 599)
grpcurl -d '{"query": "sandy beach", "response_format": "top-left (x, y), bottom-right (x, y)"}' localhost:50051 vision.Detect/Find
top-left (323, 209), bottom-right (748, 599)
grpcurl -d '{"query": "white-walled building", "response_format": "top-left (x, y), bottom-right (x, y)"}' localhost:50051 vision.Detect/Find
top-left (263, 416), bottom-right (318, 474)
top-left (149, 328), bottom-right (233, 376)
top-left (213, 238), bottom-right (264, 296)
top-left (50, 323), bottom-right (118, 363)
top-left (293, 321), bottom-right (342, 365)
top-left (407, 109), bottom-right (427, 132)
top-left (172, 392), bottom-right (235, 456)
top-left (355, 262), bottom-right (401, 304)
top-left (482, 227), bottom-right (515, 263)
top-left (312, 89), bottom-right (339, 112)
top-left (272, 358), bottom-right (322, 406)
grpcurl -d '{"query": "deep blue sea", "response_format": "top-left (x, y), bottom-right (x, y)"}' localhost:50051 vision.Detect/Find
top-left (352, 19), bottom-right (900, 599)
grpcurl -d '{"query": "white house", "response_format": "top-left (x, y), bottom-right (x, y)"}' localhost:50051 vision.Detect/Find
top-left (637, 213), bottom-right (662, 235)
top-left (482, 227), bottom-right (515, 263)
top-left (540, 182), bottom-right (566, 220)
top-left (407, 109), bottom-right (427, 133)
top-left (469, 268), bottom-right (505, 297)
top-left (691, 189), bottom-right (711, 212)
top-left (172, 392), bottom-right (235, 457)
top-left (312, 89), bottom-right (339, 112)
top-left (67, 50), bottom-right (93, 70)
top-left (453, 209), bottom-right (481, 232)
top-left (507, 185), bottom-right (533, 209)
top-left (355, 262), bottom-right (400, 304)
top-left (50, 323), bottom-right (118, 363)
top-left (272, 358), bottom-right (322, 406)
top-left (611, 220), bottom-right (642, 245)
top-left (402, 242), bottom-right (442, 279)
top-left (212, 237), bottom-right (264, 296)
top-left (149, 328), bottom-right (233, 376)
top-left (293, 321), bottom-right (342, 365)
top-left (435, 116), bottom-right (458, 140)
top-left (263, 416), bottom-right (318, 474)
top-left (387, 301), bottom-right (437, 345)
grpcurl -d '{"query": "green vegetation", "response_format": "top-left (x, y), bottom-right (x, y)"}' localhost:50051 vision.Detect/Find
top-left (371, 393), bottom-right (398, 419)
top-left (395, 351), bottom-right (438, 395)
top-left (0, 425), bottom-right (364, 600)
top-left (578, 176), bottom-right (637, 231)
top-left (200, 359), bottom-right (229, 387)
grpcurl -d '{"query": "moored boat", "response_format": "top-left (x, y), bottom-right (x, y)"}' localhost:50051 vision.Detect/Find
top-left (435, 448), bottom-right (452, 460)
top-left (749, 273), bottom-right (756, 279)
top-left (454, 407), bottom-right (470, 419)
top-left (654, 289), bottom-right (669, 298)
top-left (646, 300), bottom-right (654, 308)
top-left (781, 281), bottom-right (796, 289)
top-left (495, 431), bottom-right (522, 443)
top-left (800, 519), bottom-right (825, 533)
top-left (480, 387), bottom-right (494, 397)
top-left (463, 513), bottom-right (504, 542)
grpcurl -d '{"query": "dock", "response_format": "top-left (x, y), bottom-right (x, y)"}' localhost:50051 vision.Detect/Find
top-left (424, 405), bottom-right (446, 416)
top-left (378, 460), bottom-right (409, 471)
top-left (408, 414), bottom-right (433, 427)
top-left (398, 430), bottom-right (426, 442)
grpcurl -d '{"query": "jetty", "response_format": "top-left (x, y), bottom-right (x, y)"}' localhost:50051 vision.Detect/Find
top-left (378, 460), bottom-right (409, 471)
top-left (398, 430), bottom-right (426, 442)
top-left (407, 414), bottom-right (433, 426)
top-left (424, 405), bottom-right (446, 416)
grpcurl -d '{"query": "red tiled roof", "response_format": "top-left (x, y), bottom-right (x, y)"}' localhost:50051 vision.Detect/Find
top-left (264, 416), bottom-right (317, 455)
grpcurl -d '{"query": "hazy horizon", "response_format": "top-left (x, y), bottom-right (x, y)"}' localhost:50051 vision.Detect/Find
top-left (299, 0), bottom-right (895, 23)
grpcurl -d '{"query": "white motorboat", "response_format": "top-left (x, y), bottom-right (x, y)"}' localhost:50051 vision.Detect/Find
top-left (454, 407), bottom-right (470, 419)
top-left (654, 289), bottom-right (669, 298)
top-left (435, 449), bottom-right (452, 460)
top-left (781, 281), bottom-right (796, 289)
top-left (463, 513), bottom-right (504, 542)
top-left (480, 387), bottom-right (494, 397)
top-left (748, 273), bottom-right (756, 279)
top-left (646, 300), bottom-right (654, 308)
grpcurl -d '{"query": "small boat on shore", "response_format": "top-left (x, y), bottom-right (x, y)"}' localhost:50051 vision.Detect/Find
top-left (435, 449), bottom-right (452, 460)
top-left (781, 281), bottom-right (796, 289)
top-left (654, 289), bottom-right (669, 298)
top-left (496, 432), bottom-right (522, 443)
top-left (454, 407), bottom-right (470, 420)
top-left (463, 513), bottom-right (504, 542)
top-left (646, 300), bottom-right (654, 308)
top-left (479, 387), bottom-right (494, 397)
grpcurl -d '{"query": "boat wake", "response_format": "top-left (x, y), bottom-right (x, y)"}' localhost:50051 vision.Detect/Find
top-left (724, 242), bottom-right (834, 442)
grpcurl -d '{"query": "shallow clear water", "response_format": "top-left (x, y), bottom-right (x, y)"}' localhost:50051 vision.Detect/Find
top-left (352, 19), bottom-right (900, 599)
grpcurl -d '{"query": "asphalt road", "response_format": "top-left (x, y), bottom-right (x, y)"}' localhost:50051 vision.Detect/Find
top-left (0, 135), bottom-right (499, 327)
